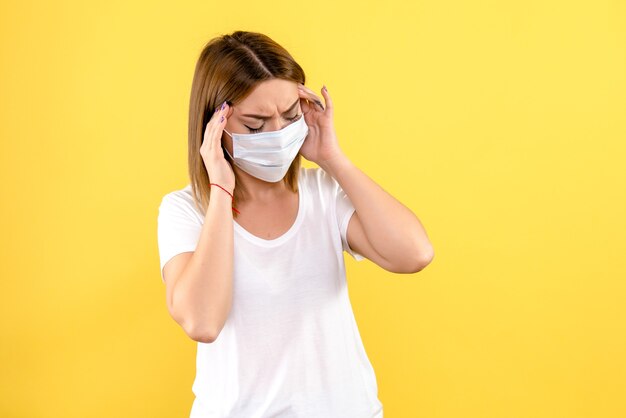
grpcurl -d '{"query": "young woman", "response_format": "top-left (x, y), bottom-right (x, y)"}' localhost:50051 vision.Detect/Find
top-left (157, 30), bottom-right (434, 418)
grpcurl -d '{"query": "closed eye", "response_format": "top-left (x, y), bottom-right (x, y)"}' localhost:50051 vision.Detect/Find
top-left (245, 113), bottom-right (301, 133)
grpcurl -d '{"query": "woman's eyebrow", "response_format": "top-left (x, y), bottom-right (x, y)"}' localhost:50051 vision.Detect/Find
top-left (239, 98), bottom-right (300, 120)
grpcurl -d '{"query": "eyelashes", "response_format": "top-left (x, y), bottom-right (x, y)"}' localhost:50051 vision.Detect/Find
top-left (245, 113), bottom-right (301, 133)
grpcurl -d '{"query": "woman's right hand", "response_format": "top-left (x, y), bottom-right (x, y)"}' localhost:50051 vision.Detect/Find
top-left (200, 101), bottom-right (235, 193)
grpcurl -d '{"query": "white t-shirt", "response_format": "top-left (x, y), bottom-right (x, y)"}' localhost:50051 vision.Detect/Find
top-left (157, 167), bottom-right (384, 418)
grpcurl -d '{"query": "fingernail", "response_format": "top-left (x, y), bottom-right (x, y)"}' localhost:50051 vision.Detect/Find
top-left (221, 101), bottom-right (227, 110)
top-left (322, 85), bottom-right (327, 92)
top-left (215, 107), bottom-right (219, 113)
top-left (220, 115), bottom-right (224, 122)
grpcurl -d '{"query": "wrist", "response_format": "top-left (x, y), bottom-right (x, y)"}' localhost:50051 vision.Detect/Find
top-left (209, 183), bottom-right (240, 215)
top-left (319, 151), bottom-right (351, 177)
top-left (210, 183), bottom-right (234, 197)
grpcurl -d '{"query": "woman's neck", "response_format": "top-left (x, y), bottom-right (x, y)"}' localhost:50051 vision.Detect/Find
top-left (234, 166), bottom-right (292, 204)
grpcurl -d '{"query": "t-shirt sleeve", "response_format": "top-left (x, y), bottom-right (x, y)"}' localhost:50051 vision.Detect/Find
top-left (157, 193), bottom-right (203, 283)
top-left (329, 172), bottom-right (366, 262)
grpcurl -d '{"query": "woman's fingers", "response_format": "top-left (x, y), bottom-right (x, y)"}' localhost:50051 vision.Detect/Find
top-left (298, 83), bottom-right (325, 111)
top-left (320, 85), bottom-right (333, 114)
top-left (298, 89), bottom-right (314, 114)
top-left (205, 101), bottom-right (229, 152)
top-left (214, 102), bottom-right (229, 151)
top-left (206, 107), bottom-right (220, 151)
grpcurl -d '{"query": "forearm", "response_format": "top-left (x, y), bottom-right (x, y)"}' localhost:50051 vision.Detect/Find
top-left (320, 153), bottom-right (433, 265)
top-left (171, 191), bottom-right (234, 342)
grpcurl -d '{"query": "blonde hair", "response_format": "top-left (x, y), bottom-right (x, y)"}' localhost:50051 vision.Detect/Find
top-left (187, 30), bottom-right (306, 217)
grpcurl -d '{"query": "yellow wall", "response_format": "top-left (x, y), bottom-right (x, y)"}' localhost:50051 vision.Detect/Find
top-left (1, 1), bottom-right (625, 417)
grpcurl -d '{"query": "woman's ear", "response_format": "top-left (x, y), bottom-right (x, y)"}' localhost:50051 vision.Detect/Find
top-left (225, 104), bottom-right (234, 119)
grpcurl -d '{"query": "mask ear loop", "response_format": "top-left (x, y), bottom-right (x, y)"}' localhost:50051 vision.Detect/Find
top-left (223, 144), bottom-right (235, 161)
top-left (221, 129), bottom-right (234, 161)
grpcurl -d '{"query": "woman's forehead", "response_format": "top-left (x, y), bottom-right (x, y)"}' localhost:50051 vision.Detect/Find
top-left (235, 97), bottom-right (300, 119)
top-left (237, 79), bottom-right (299, 109)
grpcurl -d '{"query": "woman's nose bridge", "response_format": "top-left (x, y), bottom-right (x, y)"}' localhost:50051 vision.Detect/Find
top-left (266, 115), bottom-right (288, 131)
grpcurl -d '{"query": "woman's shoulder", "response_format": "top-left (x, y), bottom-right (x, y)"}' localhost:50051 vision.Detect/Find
top-left (160, 183), bottom-right (193, 204)
top-left (299, 166), bottom-right (338, 193)
top-left (159, 184), bottom-right (203, 219)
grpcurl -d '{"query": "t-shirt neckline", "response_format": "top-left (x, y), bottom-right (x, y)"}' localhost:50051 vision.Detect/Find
top-left (233, 172), bottom-right (306, 247)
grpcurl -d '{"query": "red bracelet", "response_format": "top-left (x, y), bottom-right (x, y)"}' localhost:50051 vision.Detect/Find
top-left (209, 183), bottom-right (240, 214)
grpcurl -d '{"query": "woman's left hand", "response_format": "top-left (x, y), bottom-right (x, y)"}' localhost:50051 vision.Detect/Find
top-left (297, 83), bottom-right (345, 167)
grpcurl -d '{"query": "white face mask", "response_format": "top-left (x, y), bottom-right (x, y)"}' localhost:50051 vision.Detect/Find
top-left (223, 113), bottom-right (309, 183)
